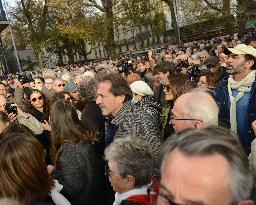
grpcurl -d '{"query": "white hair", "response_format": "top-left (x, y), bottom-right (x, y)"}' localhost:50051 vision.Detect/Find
top-left (183, 88), bottom-right (219, 127)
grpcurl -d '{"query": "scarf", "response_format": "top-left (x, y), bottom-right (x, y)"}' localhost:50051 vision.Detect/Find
top-left (227, 70), bottom-right (256, 133)
top-left (113, 185), bottom-right (150, 205)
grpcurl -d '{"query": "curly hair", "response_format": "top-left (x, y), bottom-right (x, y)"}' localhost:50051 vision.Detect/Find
top-left (79, 77), bottom-right (98, 102)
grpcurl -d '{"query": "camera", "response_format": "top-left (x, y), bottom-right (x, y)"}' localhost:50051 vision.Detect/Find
top-left (176, 60), bottom-right (190, 73)
top-left (18, 74), bottom-right (34, 85)
top-left (188, 64), bottom-right (201, 82)
top-left (118, 59), bottom-right (134, 75)
top-left (5, 102), bottom-right (17, 115)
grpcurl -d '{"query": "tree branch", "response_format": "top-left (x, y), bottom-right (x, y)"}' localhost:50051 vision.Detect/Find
top-left (203, 0), bottom-right (222, 11)
top-left (84, 0), bottom-right (105, 12)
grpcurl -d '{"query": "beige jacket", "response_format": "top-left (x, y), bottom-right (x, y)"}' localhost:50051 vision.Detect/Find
top-left (17, 114), bottom-right (43, 135)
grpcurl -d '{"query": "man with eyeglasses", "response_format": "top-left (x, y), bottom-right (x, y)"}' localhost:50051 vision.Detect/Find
top-left (171, 88), bottom-right (219, 133)
top-left (158, 126), bottom-right (254, 205)
top-left (52, 78), bottom-right (65, 93)
top-left (214, 44), bottom-right (256, 155)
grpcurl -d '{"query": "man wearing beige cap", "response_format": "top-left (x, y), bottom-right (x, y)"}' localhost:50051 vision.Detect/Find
top-left (214, 44), bottom-right (256, 155)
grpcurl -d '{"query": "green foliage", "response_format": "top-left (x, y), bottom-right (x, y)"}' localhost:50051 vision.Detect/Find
top-left (25, 56), bottom-right (34, 71)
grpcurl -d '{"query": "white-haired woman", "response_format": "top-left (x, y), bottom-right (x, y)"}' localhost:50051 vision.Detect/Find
top-left (105, 137), bottom-right (157, 205)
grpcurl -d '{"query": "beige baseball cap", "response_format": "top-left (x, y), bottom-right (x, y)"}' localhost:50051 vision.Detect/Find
top-left (227, 44), bottom-right (256, 57)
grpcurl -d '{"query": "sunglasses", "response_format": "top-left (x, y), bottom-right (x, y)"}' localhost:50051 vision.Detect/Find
top-left (164, 84), bottom-right (170, 92)
top-left (56, 84), bottom-right (65, 87)
top-left (206, 64), bottom-right (215, 68)
top-left (31, 96), bottom-right (43, 102)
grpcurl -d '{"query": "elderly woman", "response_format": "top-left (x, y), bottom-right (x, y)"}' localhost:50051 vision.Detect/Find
top-left (105, 137), bottom-right (157, 205)
top-left (130, 80), bottom-right (161, 126)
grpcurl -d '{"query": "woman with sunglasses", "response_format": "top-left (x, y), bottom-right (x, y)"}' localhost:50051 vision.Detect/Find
top-left (27, 89), bottom-right (52, 165)
top-left (162, 73), bottom-right (194, 140)
top-left (49, 100), bottom-right (106, 205)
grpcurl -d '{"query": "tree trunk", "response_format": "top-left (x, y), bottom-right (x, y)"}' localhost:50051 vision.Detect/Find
top-left (36, 50), bottom-right (44, 69)
top-left (162, 0), bottom-right (180, 45)
top-left (105, 0), bottom-right (115, 58)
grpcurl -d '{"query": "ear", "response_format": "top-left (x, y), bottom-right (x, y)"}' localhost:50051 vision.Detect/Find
top-left (237, 200), bottom-right (254, 205)
top-left (194, 120), bottom-right (204, 130)
top-left (246, 60), bottom-right (254, 69)
top-left (116, 95), bottom-right (126, 104)
top-left (126, 175), bottom-right (135, 189)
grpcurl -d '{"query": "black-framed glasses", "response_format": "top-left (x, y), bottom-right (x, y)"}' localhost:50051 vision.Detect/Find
top-left (31, 96), bottom-right (43, 102)
top-left (56, 83), bottom-right (65, 87)
top-left (157, 192), bottom-right (180, 205)
top-left (206, 64), bottom-right (215, 68)
top-left (170, 113), bottom-right (203, 123)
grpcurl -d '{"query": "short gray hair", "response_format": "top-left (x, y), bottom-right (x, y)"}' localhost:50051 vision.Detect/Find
top-left (161, 126), bottom-right (253, 203)
top-left (183, 88), bottom-right (219, 126)
top-left (52, 78), bottom-right (63, 86)
top-left (79, 77), bottom-right (98, 102)
top-left (105, 137), bottom-right (153, 187)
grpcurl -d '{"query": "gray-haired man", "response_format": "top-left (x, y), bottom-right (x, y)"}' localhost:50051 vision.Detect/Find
top-left (159, 126), bottom-right (253, 205)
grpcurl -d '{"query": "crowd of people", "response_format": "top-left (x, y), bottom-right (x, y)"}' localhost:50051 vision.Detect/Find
top-left (0, 31), bottom-right (255, 205)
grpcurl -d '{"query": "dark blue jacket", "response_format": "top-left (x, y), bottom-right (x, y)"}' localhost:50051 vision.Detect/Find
top-left (214, 76), bottom-right (256, 154)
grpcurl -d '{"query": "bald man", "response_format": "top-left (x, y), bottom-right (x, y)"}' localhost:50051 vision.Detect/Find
top-left (170, 88), bottom-right (219, 133)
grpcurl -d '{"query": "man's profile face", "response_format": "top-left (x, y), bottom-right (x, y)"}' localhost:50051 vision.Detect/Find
top-left (96, 81), bottom-right (124, 116)
top-left (171, 95), bottom-right (193, 133)
top-left (0, 84), bottom-right (7, 97)
top-left (158, 148), bottom-right (232, 205)
top-left (136, 63), bottom-right (146, 73)
top-left (53, 80), bottom-right (65, 93)
top-left (0, 96), bottom-right (7, 112)
top-left (226, 54), bottom-right (246, 75)
top-left (157, 72), bottom-right (169, 85)
top-left (45, 78), bottom-right (53, 90)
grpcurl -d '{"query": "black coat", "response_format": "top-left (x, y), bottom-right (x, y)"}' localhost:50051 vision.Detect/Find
top-left (81, 101), bottom-right (105, 156)
top-left (52, 143), bottom-right (107, 205)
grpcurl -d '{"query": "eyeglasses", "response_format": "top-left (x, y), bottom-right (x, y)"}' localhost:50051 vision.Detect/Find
top-left (105, 166), bottom-right (120, 177)
top-left (56, 84), bottom-right (65, 87)
top-left (31, 96), bottom-right (43, 102)
top-left (164, 84), bottom-right (170, 92)
top-left (170, 113), bottom-right (203, 123)
top-left (157, 192), bottom-right (180, 205)
top-left (206, 64), bottom-right (215, 68)
top-left (199, 55), bottom-right (207, 59)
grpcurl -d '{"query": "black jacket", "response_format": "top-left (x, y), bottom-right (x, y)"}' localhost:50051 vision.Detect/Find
top-left (81, 101), bottom-right (105, 156)
top-left (52, 143), bottom-right (107, 205)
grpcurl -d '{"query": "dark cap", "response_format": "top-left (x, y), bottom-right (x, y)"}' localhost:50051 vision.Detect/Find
top-left (205, 56), bottom-right (220, 66)
top-left (64, 82), bottom-right (79, 93)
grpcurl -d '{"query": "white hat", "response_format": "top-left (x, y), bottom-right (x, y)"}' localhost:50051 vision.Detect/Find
top-left (83, 71), bottom-right (95, 78)
top-left (130, 81), bottom-right (154, 97)
top-left (227, 44), bottom-right (256, 57)
top-left (61, 73), bottom-right (71, 82)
